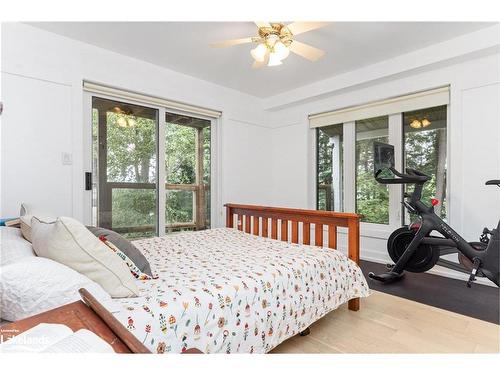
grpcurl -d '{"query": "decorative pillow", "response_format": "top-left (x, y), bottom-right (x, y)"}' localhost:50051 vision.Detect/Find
top-left (0, 226), bottom-right (36, 266)
top-left (20, 215), bottom-right (35, 242)
top-left (30, 216), bottom-right (139, 298)
top-left (86, 226), bottom-right (153, 276)
top-left (19, 203), bottom-right (56, 243)
top-left (0, 257), bottom-right (112, 321)
top-left (99, 236), bottom-right (156, 280)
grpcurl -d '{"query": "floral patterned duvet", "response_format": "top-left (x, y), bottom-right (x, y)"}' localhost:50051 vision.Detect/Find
top-left (111, 228), bottom-right (369, 354)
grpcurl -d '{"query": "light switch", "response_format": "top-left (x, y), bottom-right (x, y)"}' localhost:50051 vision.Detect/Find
top-left (62, 152), bottom-right (73, 165)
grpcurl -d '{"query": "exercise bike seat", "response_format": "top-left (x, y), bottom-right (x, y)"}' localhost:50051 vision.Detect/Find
top-left (485, 180), bottom-right (500, 186)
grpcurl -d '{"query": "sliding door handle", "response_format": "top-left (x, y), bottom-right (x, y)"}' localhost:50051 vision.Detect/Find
top-left (85, 172), bottom-right (92, 191)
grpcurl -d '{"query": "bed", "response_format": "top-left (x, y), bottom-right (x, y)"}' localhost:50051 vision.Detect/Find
top-left (110, 204), bottom-right (370, 353)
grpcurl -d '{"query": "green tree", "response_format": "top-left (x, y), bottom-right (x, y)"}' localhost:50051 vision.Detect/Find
top-left (317, 129), bottom-right (333, 210)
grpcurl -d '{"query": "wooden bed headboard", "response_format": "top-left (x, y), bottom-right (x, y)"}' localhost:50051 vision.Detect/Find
top-left (224, 203), bottom-right (361, 311)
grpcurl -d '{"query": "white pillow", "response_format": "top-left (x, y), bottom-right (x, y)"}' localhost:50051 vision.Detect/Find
top-left (19, 203), bottom-right (56, 243)
top-left (0, 226), bottom-right (36, 266)
top-left (0, 257), bottom-right (112, 322)
top-left (31, 216), bottom-right (139, 298)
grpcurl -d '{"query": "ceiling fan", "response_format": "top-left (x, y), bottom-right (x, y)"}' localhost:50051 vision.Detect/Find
top-left (209, 22), bottom-right (329, 68)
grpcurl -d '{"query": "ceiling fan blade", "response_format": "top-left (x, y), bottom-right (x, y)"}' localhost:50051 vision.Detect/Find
top-left (209, 37), bottom-right (254, 48)
top-left (289, 40), bottom-right (325, 61)
top-left (286, 22), bottom-right (329, 35)
top-left (255, 21), bottom-right (272, 29)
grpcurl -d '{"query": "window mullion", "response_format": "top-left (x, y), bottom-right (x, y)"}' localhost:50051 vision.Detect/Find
top-left (388, 113), bottom-right (403, 228)
top-left (157, 107), bottom-right (166, 237)
top-left (343, 121), bottom-right (356, 213)
top-left (195, 127), bottom-right (204, 230)
top-left (211, 118), bottom-right (220, 227)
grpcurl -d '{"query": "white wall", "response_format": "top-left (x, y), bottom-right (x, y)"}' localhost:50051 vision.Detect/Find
top-left (264, 29), bottom-right (500, 282)
top-left (2, 74), bottom-right (74, 217)
top-left (222, 119), bottom-right (272, 206)
top-left (0, 22), bottom-right (272, 225)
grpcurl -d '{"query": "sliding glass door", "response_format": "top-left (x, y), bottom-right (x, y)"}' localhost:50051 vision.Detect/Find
top-left (89, 96), bottom-right (215, 239)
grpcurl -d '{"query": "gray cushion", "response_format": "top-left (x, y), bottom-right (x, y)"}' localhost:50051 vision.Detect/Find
top-left (86, 226), bottom-right (152, 276)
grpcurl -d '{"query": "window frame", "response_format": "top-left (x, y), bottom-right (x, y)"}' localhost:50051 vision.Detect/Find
top-left (313, 106), bottom-right (449, 238)
top-left (354, 115), bottom-right (390, 225)
top-left (315, 124), bottom-right (344, 212)
top-left (401, 105), bottom-right (448, 224)
top-left (164, 110), bottom-right (213, 232)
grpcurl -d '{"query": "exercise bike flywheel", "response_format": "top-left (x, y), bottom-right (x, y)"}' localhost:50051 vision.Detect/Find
top-left (387, 227), bottom-right (440, 273)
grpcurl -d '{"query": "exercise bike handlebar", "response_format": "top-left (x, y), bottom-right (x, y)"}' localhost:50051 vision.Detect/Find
top-left (375, 167), bottom-right (430, 185)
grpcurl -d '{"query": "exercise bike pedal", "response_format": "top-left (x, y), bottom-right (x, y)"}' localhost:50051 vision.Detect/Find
top-left (368, 271), bottom-right (404, 283)
top-left (466, 258), bottom-right (482, 288)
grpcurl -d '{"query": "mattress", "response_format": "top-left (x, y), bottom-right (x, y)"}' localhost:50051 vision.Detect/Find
top-left (111, 228), bottom-right (370, 353)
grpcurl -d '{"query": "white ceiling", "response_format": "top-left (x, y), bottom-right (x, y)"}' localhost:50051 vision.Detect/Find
top-left (28, 22), bottom-right (494, 97)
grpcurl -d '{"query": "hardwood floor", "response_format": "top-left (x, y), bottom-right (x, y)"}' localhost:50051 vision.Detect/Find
top-left (272, 291), bottom-right (500, 353)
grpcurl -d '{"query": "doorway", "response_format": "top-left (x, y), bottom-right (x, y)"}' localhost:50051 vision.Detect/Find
top-left (88, 95), bottom-right (216, 239)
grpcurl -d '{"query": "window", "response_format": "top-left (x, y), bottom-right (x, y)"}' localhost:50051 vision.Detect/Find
top-left (355, 116), bottom-right (389, 224)
top-left (312, 88), bottom-right (449, 229)
top-left (90, 96), bottom-right (216, 239)
top-left (316, 124), bottom-right (343, 211)
top-left (403, 105), bottom-right (447, 222)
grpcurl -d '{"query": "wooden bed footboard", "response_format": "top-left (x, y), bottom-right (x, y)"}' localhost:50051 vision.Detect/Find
top-left (224, 203), bottom-right (361, 311)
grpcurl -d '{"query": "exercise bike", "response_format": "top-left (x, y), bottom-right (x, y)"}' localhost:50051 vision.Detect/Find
top-left (368, 142), bottom-right (500, 287)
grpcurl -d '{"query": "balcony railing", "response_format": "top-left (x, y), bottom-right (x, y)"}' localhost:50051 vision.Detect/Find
top-left (96, 182), bottom-right (210, 238)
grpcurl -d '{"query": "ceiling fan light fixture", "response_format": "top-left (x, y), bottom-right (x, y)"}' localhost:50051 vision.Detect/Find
top-left (211, 22), bottom-right (328, 69)
top-left (265, 34), bottom-right (279, 48)
top-left (273, 41), bottom-right (290, 61)
top-left (251, 43), bottom-right (268, 62)
top-left (267, 52), bottom-right (283, 67)
top-left (421, 118), bottom-right (431, 127)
